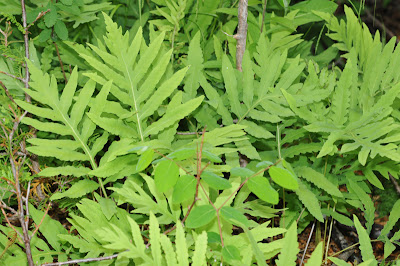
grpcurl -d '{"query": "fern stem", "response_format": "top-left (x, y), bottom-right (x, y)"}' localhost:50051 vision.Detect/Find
top-left (216, 211), bottom-right (225, 246)
top-left (97, 177), bottom-right (108, 198)
top-left (277, 124), bottom-right (281, 159)
top-left (237, 94), bottom-right (275, 123)
top-left (53, 105), bottom-right (108, 197)
top-left (120, 52), bottom-right (144, 141)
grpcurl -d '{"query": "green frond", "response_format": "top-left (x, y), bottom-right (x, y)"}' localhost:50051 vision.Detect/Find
top-left (348, 180), bottom-right (375, 233)
top-left (69, 14), bottom-right (199, 144)
top-left (16, 62), bottom-right (110, 190)
top-left (353, 215), bottom-right (377, 265)
top-left (109, 174), bottom-right (177, 224)
top-left (295, 180), bottom-right (324, 222)
top-left (296, 166), bottom-right (342, 198)
top-left (379, 199), bottom-right (400, 239)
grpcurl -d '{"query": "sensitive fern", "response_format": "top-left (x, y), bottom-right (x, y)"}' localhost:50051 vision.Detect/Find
top-left (59, 199), bottom-right (207, 265)
top-left (67, 13), bottom-right (203, 144)
top-left (15, 62), bottom-right (109, 192)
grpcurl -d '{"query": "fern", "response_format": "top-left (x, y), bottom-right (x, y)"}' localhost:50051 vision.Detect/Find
top-left (295, 180), bottom-right (324, 222)
top-left (379, 199), bottom-right (400, 240)
top-left (109, 174), bottom-right (179, 224)
top-left (185, 28), bottom-right (311, 161)
top-left (305, 242), bottom-right (323, 266)
top-left (17, 12), bottom-right (206, 199)
top-left (5, 2), bottom-right (400, 265)
top-left (150, 0), bottom-right (187, 34)
top-left (295, 166), bottom-right (342, 198)
top-left (300, 7), bottom-right (400, 166)
top-left (68, 13), bottom-right (202, 144)
top-left (353, 215), bottom-right (377, 265)
top-left (227, 221), bottom-right (285, 263)
top-left (16, 62), bottom-right (109, 192)
top-left (60, 198), bottom-right (208, 265)
top-left (348, 179), bottom-right (375, 234)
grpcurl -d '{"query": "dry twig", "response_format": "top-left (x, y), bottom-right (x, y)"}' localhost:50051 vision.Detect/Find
top-left (235, 0), bottom-right (248, 71)
top-left (0, 70), bottom-right (24, 82)
top-left (42, 253), bottom-right (123, 266)
top-left (389, 173), bottom-right (400, 195)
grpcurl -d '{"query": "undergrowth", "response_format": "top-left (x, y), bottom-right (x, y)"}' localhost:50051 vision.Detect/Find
top-left (1, 0), bottom-right (400, 265)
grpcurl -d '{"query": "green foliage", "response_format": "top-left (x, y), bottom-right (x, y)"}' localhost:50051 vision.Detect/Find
top-left (2, 0), bottom-right (400, 265)
top-left (31, 0), bottom-right (113, 42)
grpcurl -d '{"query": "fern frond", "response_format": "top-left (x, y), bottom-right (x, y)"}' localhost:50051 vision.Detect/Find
top-left (175, 221), bottom-right (189, 265)
top-left (296, 166), bottom-right (342, 198)
top-left (295, 180), bottom-right (324, 222)
top-left (183, 32), bottom-right (203, 101)
top-left (16, 62), bottom-right (111, 185)
top-left (330, 55), bottom-right (353, 126)
top-left (348, 180), bottom-right (375, 233)
top-left (305, 242), bottom-right (323, 266)
top-left (379, 199), bottom-right (400, 240)
top-left (109, 174), bottom-right (177, 224)
top-left (353, 215), bottom-right (377, 265)
top-left (192, 231), bottom-right (208, 266)
top-left (68, 13), bottom-right (202, 145)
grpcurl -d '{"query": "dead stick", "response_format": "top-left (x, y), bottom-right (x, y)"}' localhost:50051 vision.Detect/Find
top-left (235, 0), bottom-right (248, 71)
top-left (0, 80), bottom-right (17, 104)
top-left (0, 206), bottom-right (24, 241)
top-left (389, 173), bottom-right (400, 195)
top-left (42, 253), bottom-right (122, 266)
top-left (53, 41), bottom-right (68, 83)
top-left (26, 10), bottom-right (50, 30)
top-left (0, 71), bottom-right (24, 82)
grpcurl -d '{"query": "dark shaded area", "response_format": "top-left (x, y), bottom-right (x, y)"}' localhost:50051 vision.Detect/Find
top-left (361, 0), bottom-right (400, 41)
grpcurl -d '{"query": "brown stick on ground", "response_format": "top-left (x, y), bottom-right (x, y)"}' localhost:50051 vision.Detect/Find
top-left (42, 253), bottom-right (122, 266)
top-left (235, 0), bottom-right (248, 72)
